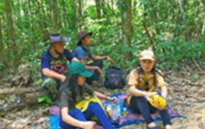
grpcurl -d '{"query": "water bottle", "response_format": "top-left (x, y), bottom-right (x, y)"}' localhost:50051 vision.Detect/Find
top-left (111, 100), bottom-right (121, 125)
top-left (111, 103), bottom-right (118, 121)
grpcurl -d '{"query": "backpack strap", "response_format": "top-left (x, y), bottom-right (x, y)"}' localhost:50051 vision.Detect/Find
top-left (137, 66), bottom-right (163, 91)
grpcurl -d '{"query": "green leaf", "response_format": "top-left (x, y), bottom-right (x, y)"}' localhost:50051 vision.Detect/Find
top-left (192, 74), bottom-right (200, 81)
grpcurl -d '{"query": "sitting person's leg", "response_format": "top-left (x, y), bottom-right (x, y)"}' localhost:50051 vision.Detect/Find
top-left (86, 60), bottom-right (103, 84)
top-left (41, 77), bottom-right (59, 100)
top-left (130, 96), bottom-right (158, 129)
top-left (130, 96), bottom-right (154, 124)
top-left (158, 109), bottom-right (172, 126)
top-left (84, 102), bottom-right (114, 129)
top-left (60, 108), bottom-right (86, 129)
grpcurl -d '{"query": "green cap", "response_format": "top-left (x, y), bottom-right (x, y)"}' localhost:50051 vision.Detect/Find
top-left (68, 61), bottom-right (93, 77)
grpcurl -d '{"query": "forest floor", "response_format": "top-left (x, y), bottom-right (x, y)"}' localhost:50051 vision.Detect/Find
top-left (0, 65), bottom-right (205, 129)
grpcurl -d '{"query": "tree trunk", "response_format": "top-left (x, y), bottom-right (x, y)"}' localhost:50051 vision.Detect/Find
top-left (4, 0), bottom-right (15, 47)
top-left (4, 0), bottom-right (19, 66)
top-left (51, 0), bottom-right (58, 30)
top-left (95, 0), bottom-right (101, 19)
top-left (61, 0), bottom-right (67, 27)
top-left (73, 0), bottom-right (78, 31)
top-left (28, 0), bottom-right (36, 50)
top-left (143, 19), bottom-right (154, 49)
top-left (0, 87), bottom-right (41, 98)
top-left (78, 0), bottom-right (83, 30)
top-left (121, 0), bottom-right (132, 60)
top-left (0, 15), bottom-right (2, 45)
top-left (197, 0), bottom-right (204, 35)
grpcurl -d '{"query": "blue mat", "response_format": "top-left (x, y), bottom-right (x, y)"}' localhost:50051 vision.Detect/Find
top-left (49, 93), bottom-right (184, 128)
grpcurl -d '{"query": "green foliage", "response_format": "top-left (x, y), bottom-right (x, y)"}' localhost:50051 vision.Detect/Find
top-left (0, 0), bottom-right (204, 81)
top-left (154, 40), bottom-right (204, 68)
top-left (38, 96), bottom-right (52, 104)
top-left (192, 74), bottom-right (200, 81)
top-left (8, 95), bottom-right (16, 103)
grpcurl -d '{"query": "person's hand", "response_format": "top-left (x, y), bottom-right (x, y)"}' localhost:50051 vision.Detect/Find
top-left (95, 66), bottom-right (102, 75)
top-left (106, 56), bottom-right (115, 64)
top-left (82, 121), bottom-right (96, 129)
top-left (145, 92), bottom-right (156, 98)
top-left (60, 75), bottom-right (66, 82)
top-left (109, 97), bottom-right (117, 103)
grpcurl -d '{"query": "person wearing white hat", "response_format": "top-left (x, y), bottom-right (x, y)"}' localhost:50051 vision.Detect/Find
top-left (124, 49), bottom-right (172, 129)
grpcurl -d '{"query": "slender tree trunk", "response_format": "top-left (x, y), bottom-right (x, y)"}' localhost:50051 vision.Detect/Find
top-left (178, 0), bottom-right (185, 21)
top-left (72, 0), bottom-right (81, 32)
top-left (78, 0), bottom-right (83, 30)
top-left (61, 0), bottom-right (67, 27)
top-left (101, 0), bottom-right (107, 17)
top-left (95, 0), bottom-right (101, 19)
top-left (143, 20), bottom-right (154, 49)
top-left (4, 0), bottom-right (15, 45)
top-left (121, 0), bottom-right (132, 60)
top-left (73, 0), bottom-right (78, 31)
top-left (39, 0), bottom-right (49, 28)
top-left (28, 0), bottom-right (36, 50)
top-left (51, 0), bottom-right (58, 30)
top-left (0, 15), bottom-right (2, 45)
top-left (4, 0), bottom-right (19, 67)
top-left (197, 0), bottom-right (204, 35)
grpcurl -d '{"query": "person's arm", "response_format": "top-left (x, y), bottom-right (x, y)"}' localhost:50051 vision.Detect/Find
top-left (42, 68), bottom-right (66, 82)
top-left (41, 52), bottom-right (66, 82)
top-left (91, 55), bottom-right (115, 64)
top-left (156, 72), bottom-right (168, 99)
top-left (129, 86), bottom-right (155, 98)
top-left (71, 57), bottom-right (79, 62)
top-left (78, 58), bottom-right (102, 75)
top-left (160, 86), bottom-right (168, 99)
top-left (93, 91), bottom-right (117, 102)
top-left (60, 88), bottom-right (95, 129)
top-left (61, 107), bottom-right (95, 129)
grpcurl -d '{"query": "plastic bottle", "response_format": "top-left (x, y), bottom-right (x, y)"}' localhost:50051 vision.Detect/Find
top-left (122, 107), bottom-right (128, 116)
top-left (111, 103), bottom-right (118, 121)
top-left (111, 100), bottom-right (121, 121)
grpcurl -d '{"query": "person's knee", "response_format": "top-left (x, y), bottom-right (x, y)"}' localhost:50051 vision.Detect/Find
top-left (41, 77), bottom-right (58, 95)
top-left (132, 96), bottom-right (146, 102)
top-left (89, 103), bottom-right (103, 112)
top-left (42, 78), bottom-right (58, 88)
top-left (71, 109), bottom-right (82, 115)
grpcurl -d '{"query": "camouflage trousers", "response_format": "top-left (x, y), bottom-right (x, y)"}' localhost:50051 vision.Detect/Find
top-left (41, 77), bottom-right (60, 100)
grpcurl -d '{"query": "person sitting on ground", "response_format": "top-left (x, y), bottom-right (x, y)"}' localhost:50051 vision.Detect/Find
top-left (124, 49), bottom-right (172, 129)
top-left (41, 33), bottom-right (78, 99)
top-left (73, 31), bottom-right (115, 86)
top-left (60, 61), bottom-right (117, 129)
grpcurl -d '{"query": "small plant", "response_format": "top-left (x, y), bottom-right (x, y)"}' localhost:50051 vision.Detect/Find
top-left (191, 74), bottom-right (200, 81)
top-left (38, 96), bottom-right (52, 104)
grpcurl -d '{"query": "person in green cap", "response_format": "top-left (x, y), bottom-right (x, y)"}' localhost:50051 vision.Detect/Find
top-left (59, 61), bottom-right (117, 129)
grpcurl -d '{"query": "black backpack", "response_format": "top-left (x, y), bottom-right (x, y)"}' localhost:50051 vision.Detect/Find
top-left (104, 66), bottom-right (126, 89)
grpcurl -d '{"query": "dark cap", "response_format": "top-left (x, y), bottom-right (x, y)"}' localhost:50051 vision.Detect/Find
top-left (77, 31), bottom-right (92, 45)
top-left (46, 33), bottom-right (65, 46)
